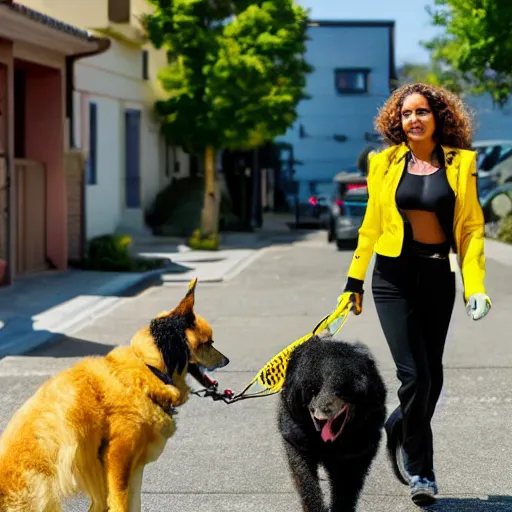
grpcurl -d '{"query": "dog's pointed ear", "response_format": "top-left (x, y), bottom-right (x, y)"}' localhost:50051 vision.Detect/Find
top-left (173, 277), bottom-right (198, 316)
top-left (187, 277), bottom-right (198, 294)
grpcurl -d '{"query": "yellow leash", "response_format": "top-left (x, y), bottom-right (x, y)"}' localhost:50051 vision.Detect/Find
top-left (194, 295), bottom-right (354, 403)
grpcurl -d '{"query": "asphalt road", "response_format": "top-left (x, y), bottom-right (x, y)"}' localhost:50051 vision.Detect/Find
top-left (1, 231), bottom-right (512, 511)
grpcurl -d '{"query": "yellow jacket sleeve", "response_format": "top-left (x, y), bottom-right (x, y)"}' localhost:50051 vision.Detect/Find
top-left (459, 153), bottom-right (487, 300)
top-left (346, 156), bottom-right (382, 282)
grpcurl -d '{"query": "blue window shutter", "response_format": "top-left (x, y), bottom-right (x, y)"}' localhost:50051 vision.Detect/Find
top-left (125, 109), bottom-right (141, 208)
top-left (87, 102), bottom-right (97, 185)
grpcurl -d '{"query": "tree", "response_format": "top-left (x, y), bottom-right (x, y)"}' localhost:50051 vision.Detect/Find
top-left (396, 62), bottom-right (433, 85)
top-left (143, 0), bottom-right (312, 239)
top-left (394, 61), bottom-right (466, 95)
top-left (424, 0), bottom-right (512, 106)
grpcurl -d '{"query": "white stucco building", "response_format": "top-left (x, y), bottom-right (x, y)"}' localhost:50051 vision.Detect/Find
top-left (20, 0), bottom-right (190, 239)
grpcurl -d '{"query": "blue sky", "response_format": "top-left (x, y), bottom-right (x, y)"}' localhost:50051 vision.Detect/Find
top-left (298, 0), bottom-right (441, 65)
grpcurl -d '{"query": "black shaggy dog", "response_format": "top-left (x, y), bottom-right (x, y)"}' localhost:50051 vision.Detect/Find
top-left (277, 334), bottom-right (387, 512)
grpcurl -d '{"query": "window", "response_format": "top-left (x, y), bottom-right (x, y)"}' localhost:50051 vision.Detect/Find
top-left (108, 0), bottom-right (130, 23)
top-left (142, 50), bottom-right (149, 80)
top-left (86, 102), bottom-right (97, 185)
top-left (334, 68), bottom-right (370, 94)
top-left (14, 69), bottom-right (26, 158)
top-left (124, 109), bottom-right (141, 208)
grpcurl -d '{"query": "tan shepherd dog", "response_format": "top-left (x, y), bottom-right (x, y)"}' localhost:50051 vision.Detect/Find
top-left (0, 278), bottom-right (229, 511)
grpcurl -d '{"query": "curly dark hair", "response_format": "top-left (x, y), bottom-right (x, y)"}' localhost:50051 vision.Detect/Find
top-left (374, 83), bottom-right (474, 150)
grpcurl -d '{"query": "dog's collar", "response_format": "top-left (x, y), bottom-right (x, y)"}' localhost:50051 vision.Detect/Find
top-left (147, 364), bottom-right (173, 385)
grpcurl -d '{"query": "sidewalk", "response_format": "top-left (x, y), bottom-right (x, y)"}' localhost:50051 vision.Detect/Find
top-left (0, 214), bottom-right (311, 358)
top-left (484, 237), bottom-right (512, 266)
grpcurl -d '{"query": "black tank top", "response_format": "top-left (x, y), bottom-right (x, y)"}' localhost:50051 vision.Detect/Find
top-left (395, 167), bottom-right (454, 212)
top-left (395, 153), bottom-right (456, 249)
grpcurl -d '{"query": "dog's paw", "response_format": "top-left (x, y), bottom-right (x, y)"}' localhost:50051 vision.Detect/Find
top-left (149, 384), bottom-right (183, 412)
top-left (167, 384), bottom-right (190, 407)
top-left (163, 384), bottom-right (183, 404)
top-left (163, 403), bottom-right (179, 416)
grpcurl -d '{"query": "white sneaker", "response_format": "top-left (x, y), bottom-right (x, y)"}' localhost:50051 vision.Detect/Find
top-left (410, 475), bottom-right (438, 506)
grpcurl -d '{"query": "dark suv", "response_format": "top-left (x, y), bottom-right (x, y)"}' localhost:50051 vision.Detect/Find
top-left (326, 171), bottom-right (368, 249)
top-left (293, 180), bottom-right (336, 229)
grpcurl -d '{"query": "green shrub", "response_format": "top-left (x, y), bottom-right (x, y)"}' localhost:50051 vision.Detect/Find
top-left (84, 234), bottom-right (170, 272)
top-left (497, 214), bottom-right (512, 244)
top-left (187, 229), bottom-right (220, 251)
top-left (85, 234), bottom-right (133, 271)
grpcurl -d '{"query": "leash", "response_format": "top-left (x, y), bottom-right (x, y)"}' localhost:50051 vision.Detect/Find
top-left (192, 298), bottom-right (354, 405)
top-left (191, 381), bottom-right (278, 404)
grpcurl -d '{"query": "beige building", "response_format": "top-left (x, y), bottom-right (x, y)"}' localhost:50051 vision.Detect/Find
top-left (19, 0), bottom-right (190, 240)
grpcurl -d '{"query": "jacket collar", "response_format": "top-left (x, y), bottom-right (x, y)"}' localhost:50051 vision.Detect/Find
top-left (385, 142), bottom-right (462, 196)
top-left (390, 142), bottom-right (460, 169)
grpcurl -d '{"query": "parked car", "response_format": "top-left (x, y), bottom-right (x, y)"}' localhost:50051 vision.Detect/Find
top-left (480, 182), bottom-right (512, 223)
top-left (327, 170), bottom-right (368, 249)
top-left (488, 154), bottom-right (512, 185)
top-left (472, 140), bottom-right (512, 197)
top-left (293, 180), bottom-right (336, 229)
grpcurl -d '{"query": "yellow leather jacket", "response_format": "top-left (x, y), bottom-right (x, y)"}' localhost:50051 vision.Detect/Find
top-left (347, 142), bottom-right (486, 300)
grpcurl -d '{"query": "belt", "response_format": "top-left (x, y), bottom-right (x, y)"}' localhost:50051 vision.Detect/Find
top-left (407, 240), bottom-right (450, 260)
top-left (416, 252), bottom-right (449, 260)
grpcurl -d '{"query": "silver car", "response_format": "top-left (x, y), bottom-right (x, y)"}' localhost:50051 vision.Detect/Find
top-left (472, 139), bottom-right (512, 195)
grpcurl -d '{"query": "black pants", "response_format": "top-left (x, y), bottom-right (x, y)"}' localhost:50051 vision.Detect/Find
top-left (372, 240), bottom-right (455, 478)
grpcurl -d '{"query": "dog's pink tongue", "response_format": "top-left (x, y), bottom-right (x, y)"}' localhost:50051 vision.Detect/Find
top-left (321, 420), bottom-right (336, 442)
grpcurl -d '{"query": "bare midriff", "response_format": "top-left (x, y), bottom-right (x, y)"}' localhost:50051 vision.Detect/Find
top-left (401, 154), bottom-right (448, 244)
top-left (401, 210), bottom-right (447, 244)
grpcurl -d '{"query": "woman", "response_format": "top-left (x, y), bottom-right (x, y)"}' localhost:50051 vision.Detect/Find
top-left (338, 83), bottom-right (492, 506)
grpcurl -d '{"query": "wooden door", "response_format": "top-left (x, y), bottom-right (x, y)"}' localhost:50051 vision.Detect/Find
top-left (16, 159), bottom-right (47, 274)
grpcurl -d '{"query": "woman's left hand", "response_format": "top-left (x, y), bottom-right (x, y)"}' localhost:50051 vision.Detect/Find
top-left (466, 293), bottom-right (492, 321)
top-left (337, 291), bottom-right (363, 316)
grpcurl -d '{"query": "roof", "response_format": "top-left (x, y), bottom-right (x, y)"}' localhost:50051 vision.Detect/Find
top-left (7, 2), bottom-right (95, 41)
top-left (0, 0), bottom-right (110, 54)
top-left (308, 20), bottom-right (395, 28)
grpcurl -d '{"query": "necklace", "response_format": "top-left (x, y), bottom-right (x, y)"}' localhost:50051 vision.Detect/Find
top-left (408, 151), bottom-right (440, 176)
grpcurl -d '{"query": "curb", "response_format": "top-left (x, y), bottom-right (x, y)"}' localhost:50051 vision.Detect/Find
top-left (0, 268), bottom-right (167, 358)
top-left (162, 276), bottom-right (224, 283)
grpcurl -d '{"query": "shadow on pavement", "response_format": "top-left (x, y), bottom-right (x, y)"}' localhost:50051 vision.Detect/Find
top-left (0, 268), bottom-right (168, 320)
top-left (425, 495), bottom-right (512, 511)
top-left (211, 227), bottom-right (322, 251)
top-left (25, 336), bottom-right (116, 358)
top-left (0, 270), bottom-right (170, 358)
top-left (133, 213), bottom-right (324, 253)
